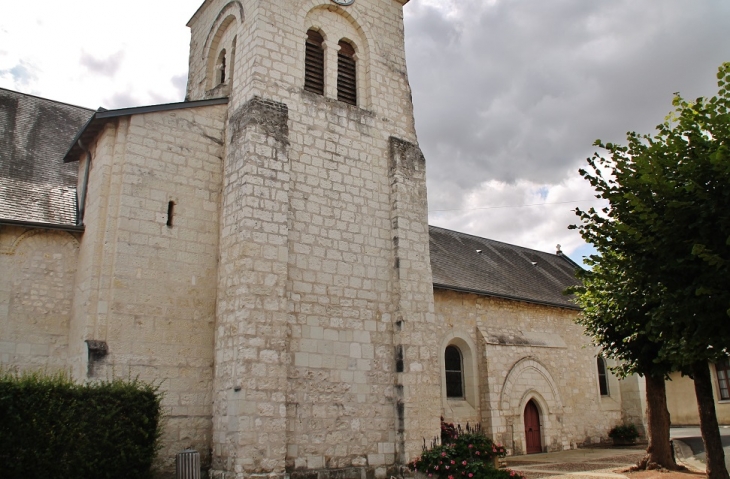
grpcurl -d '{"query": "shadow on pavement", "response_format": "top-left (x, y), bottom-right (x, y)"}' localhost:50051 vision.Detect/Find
top-left (674, 436), bottom-right (730, 456)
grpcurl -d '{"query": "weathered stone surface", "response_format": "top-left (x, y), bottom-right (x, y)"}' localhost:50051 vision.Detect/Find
top-left (434, 289), bottom-right (625, 454)
top-left (66, 103), bottom-right (227, 471)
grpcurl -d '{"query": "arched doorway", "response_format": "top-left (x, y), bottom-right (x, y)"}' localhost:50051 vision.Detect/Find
top-left (524, 400), bottom-right (542, 454)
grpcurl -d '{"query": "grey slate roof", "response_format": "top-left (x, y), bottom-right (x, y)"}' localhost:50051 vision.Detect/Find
top-left (0, 88), bottom-right (94, 227)
top-left (429, 225), bottom-right (581, 309)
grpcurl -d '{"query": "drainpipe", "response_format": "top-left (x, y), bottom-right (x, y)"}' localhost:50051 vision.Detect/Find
top-left (77, 140), bottom-right (92, 227)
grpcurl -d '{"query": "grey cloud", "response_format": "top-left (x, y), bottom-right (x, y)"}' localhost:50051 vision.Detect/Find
top-left (406, 0), bottom-right (730, 209)
top-left (104, 90), bottom-right (143, 109)
top-left (80, 50), bottom-right (125, 77)
top-left (171, 74), bottom-right (187, 100)
top-left (105, 75), bottom-right (188, 109)
top-left (148, 91), bottom-right (173, 105)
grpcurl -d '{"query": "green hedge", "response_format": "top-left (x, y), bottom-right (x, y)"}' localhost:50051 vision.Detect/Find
top-left (0, 371), bottom-right (162, 479)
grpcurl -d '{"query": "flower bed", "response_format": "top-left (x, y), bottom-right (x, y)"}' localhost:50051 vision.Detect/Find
top-left (409, 420), bottom-right (525, 479)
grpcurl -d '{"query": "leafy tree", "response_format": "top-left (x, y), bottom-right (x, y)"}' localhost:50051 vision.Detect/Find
top-left (570, 62), bottom-right (730, 479)
top-left (572, 249), bottom-right (678, 470)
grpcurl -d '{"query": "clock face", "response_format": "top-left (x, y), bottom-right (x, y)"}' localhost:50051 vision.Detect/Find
top-left (332, 0), bottom-right (355, 5)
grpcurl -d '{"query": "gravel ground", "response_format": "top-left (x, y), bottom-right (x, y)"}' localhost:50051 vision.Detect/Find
top-left (514, 471), bottom-right (560, 479)
top-left (528, 463), bottom-right (615, 472)
top-left (593, 454), bottom-right (647, 464)
top-left (624, 469), bottom-right (706, 479)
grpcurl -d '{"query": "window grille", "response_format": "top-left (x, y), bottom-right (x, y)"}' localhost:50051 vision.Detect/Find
top-left (445, 345), bottom-right (464, 398)
top-left (337, 40), bottom-right (357, 105)
top-left (304, 30), bottom-right (325, 95)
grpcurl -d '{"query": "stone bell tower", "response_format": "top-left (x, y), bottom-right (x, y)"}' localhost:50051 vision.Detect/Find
top-left (186, 1), bottom-right (441, 477)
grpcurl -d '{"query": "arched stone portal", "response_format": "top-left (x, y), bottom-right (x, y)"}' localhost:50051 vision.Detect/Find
top-left (497, 358), bottom-right (562, 454)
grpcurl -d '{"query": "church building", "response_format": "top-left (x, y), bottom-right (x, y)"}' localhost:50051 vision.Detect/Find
top-left (0, 1), bottom-right (646, 477)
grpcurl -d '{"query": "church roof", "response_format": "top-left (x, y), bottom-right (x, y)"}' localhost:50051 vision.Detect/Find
top-left (0, 88), bottom-right (93, 229)
top-left (429, 225), bottom-right (581, 309)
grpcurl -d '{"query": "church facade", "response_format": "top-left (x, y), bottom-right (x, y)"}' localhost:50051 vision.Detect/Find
top-left (0, 1), bottom-right (645, 478)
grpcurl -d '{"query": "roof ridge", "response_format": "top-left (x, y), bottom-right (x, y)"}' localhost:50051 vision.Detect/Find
top-left (0, 87), bottom-right (95, 112)
top-left (428, 224), bottom-right (562, 258)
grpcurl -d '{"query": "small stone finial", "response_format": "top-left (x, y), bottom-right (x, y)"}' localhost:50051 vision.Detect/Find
top-left (556, 244), bottom-right (562, 254)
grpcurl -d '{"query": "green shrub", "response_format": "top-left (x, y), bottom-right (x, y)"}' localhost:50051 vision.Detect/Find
top-left (0, 370), bottom-right (162, 479)
top-left (409, 420), bottom-right (525, 479)
top-left (608, 423), bottom-right (640, 441)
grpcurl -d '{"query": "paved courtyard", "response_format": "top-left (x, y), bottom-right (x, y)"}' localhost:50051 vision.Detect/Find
top-left (497, 426), bottom-right (730, 479)
top-left (505, 446), bottom-right (647, 479)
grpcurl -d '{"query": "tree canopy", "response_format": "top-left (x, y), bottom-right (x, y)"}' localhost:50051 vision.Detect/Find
top-left (570, 62), bottom-right (730, 478)
top-left (571, 62), bottom-right (730, 375)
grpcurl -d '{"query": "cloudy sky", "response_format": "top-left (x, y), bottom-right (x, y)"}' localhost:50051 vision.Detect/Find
top-left (2, 1), bottom-right (729, 264)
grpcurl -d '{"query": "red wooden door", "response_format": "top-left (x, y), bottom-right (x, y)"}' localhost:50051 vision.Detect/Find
top-left (524, 400), bottom-right (542, 454)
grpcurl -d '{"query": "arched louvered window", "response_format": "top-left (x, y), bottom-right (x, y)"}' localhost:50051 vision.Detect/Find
top-left (337, 40), bottom-right (357, 105)
top-left (597, 357), bottom-right (609, 396)
top-left (304, 29), bottom-right (325, 95)
top-left (445, 345), bottom-right (464, 398)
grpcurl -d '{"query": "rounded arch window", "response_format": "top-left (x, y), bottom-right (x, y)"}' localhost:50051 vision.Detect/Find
top-left (337, 39), bottom-right (357, 105)
top-left (445, 345), bottom-right (464, 398)
top-left (304, 29), bottom-right (325, 95)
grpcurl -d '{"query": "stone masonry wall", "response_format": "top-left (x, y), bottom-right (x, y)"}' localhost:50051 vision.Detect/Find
top-left (433, 289), bottom-right (622, 454)
top-left (212, 96), bottom-right (291, 476)
top-left (0, 226), bottom-right (79, 371)
top-left (190, 1), bottom-right (440, 478)
top-left (389, 138), bottom-right (441, 464)
top-left (69, 103), bottom-right (227, 473)
top-left (276, 3), bottom-right (441, 468)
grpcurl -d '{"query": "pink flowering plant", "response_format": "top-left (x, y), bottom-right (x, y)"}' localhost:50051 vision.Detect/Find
top-left (408, 420), bottom-right (524, 479)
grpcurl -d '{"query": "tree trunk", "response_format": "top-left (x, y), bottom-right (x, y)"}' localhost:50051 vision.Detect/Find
top-left (638, 375), bottom-right (678, 470)
top-left (692, 361), bottom-right (730, 479)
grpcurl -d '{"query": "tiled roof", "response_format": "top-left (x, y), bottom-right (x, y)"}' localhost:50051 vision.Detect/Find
top-left (429, 226), bottom-right (581, 309)
top-left (0, 88), bottom-right (94, 226)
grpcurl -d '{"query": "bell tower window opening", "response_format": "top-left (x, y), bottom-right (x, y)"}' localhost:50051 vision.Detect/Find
top-left (445, 345), bottom-right (464, 399)
top-left (304, 29), bottom-right (325, 95)
top-left (337, 40), bottom-right (357, 105)
top-left (217, 49), bottom-right (227, 85)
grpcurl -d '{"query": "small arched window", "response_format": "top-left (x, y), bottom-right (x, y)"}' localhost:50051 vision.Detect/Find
top-left (445, 345), bottom-right (464, 398)
top-left (337, 40), bottom-right (357, 105)
top-left (597, 357), bottom-right (609, 396)
top-left (304, 29), bottom-right (325, 95)
top-left (217, 49), bottom-right (227, 85)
